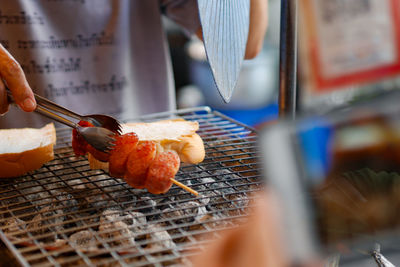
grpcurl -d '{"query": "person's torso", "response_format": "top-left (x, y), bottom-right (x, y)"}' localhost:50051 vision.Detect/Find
top-left (0, 0), bottom-right (176, 128)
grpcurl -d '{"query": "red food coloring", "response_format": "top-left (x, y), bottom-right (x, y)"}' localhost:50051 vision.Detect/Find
top-left (71, 120), bottom-right (93, 156)
top-left (86, 145), bottom-right (110, 162)
top-left (145, 151), bottom-right (180, 194)
top-left (109, 132), bottom-right (139, 177)
top-left (124, 141), bottom-right (157, 189)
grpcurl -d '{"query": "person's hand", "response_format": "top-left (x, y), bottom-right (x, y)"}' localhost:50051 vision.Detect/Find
top-left (192, 190), bottom-right (325, 267)
top-left (245, 0), bottom-right (269, 59)
top-left (0, 44), bottom-right (36, 115)
top-left (191, 190), bottom-right (290, 267)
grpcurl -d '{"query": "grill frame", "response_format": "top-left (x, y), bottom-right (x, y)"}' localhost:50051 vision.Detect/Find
top-left (0, 106), bottom-right (263, 267)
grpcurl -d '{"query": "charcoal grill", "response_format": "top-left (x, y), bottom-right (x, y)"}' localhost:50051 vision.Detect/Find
top-left (0, 107), bottom-right (263, 266)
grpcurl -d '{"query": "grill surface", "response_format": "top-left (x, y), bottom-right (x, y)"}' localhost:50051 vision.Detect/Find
top-left (0, 107), bottom-right (263, 266)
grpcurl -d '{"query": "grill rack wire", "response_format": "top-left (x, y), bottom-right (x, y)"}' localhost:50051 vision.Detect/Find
top-left (0, 107), bottom-right (263, 266)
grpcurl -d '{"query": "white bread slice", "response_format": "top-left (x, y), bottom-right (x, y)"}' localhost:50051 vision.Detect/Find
top-left (88, 119), bottom-right (205, 170)
top-left (0, 123), bottom-right (56, 178)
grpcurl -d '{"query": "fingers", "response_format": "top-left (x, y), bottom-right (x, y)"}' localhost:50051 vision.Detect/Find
top-left (0, 79), bottom-right (8, 115)
top-left (0, 44), bottom-right (36, 112)
top-left (191, 191), bottom-right (291, 267)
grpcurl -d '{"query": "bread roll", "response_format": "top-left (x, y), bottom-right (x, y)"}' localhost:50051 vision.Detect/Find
top-left (88, 119), bottom-right (205, 170)
top-left (0, 123), bottom-right (56, 178)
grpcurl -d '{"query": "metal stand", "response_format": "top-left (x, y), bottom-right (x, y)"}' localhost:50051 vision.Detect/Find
top-left (278, 0), bottom-right (298, 119)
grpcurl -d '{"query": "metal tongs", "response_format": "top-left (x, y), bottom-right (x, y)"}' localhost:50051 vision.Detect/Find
top-left (6, 89), bottom-right (121, 153)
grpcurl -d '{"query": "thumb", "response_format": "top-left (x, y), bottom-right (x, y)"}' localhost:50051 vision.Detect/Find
top-left (0, 44), bottom-right (36, 112)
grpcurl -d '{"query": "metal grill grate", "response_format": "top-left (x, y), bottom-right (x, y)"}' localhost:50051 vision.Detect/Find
top-left (0, 107), bottom-right (263, 266)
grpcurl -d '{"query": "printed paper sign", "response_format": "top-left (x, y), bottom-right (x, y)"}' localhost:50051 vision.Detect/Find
top-left (299, 0), bottom-right (400, 93)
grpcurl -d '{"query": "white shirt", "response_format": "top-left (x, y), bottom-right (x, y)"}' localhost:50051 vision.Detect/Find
top-left (0, 0), bottom-right (200, 128)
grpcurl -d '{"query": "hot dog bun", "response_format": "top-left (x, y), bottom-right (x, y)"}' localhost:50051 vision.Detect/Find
top-left (88, 119), bottom-right (205, 170)
top-left (0, 123), bottom-right (56, 178)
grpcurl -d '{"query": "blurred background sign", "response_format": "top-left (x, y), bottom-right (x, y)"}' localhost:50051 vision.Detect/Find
top-left (299, 0), bottom-right (400, 111)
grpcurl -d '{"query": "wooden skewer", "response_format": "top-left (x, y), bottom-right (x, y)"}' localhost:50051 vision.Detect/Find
top-left (171, 178), bottom-right (199, 196)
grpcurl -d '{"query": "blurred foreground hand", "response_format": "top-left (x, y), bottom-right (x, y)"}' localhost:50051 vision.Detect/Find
top-left (191, 190), bottom-right (290, 267)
